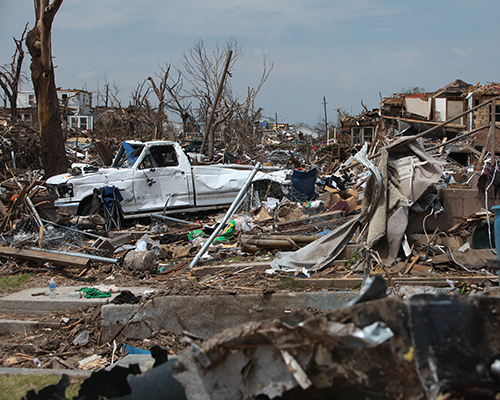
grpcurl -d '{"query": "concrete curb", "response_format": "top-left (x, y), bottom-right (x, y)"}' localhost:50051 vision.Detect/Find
top-left (101, 291), bottom-right (359, 342)
top-left (0, 286), bottom-right (148, 313)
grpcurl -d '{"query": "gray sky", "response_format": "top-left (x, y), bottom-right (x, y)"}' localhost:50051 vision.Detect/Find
top-left (1, 0), bottom-right (499, 126)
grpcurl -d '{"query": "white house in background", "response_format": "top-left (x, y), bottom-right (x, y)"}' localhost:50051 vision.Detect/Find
top-left (286, 124), bottom-right (321, 140)
top-left (17, 89), bottom-right (94, 132)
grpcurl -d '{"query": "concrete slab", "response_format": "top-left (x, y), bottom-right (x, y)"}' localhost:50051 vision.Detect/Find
top-left (101, 291), bottom-right (359, 343)
top-left (0, 286), bottom-right (150, 313)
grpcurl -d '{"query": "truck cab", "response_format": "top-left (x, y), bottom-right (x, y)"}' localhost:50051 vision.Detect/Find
top-left (46, 141), bottom-right (195, 217)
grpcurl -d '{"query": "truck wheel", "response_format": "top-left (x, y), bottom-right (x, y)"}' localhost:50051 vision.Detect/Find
top-left (78, 198), bottom-right (93, 216)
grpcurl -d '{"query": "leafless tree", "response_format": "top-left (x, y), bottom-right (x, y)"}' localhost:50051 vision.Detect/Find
top-left (163, 70), bottom-right (198, 138)
top-left (61, 92), bottom-right (78, 141)
top-left (0, 24), bottom-right (29, 122)
top-left (95, 74), bottom-right (123, 109)
top-left (26, 0), bottom-right (70, 177)
top-left (179, 37), bottom-right (273, 155)
top-left (131, 79), bottom-right (151, 110)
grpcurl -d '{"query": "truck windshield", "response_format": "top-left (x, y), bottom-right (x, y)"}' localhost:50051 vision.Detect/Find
top-left (112, 142), bottom-right (144, 168)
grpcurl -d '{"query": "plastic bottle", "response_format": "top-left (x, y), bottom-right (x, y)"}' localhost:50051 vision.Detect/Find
top-left (49, 278), bottom-right (56, 299)
top-left (68, 291), bottom-right (83, 299)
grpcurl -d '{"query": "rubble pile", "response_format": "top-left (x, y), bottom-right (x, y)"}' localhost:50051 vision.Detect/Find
top-left (2, 92), bottom-right (500, 398)
top-left (0, 304), bottom-right (187, 371)
top-left (0, 121), bottom-right (43, 181)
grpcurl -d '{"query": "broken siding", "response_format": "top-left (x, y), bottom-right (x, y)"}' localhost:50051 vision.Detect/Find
top-left (405, 97), bottom-right (431, 119)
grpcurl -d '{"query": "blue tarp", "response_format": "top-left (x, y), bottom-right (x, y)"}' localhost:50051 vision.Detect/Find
top-left (122, 141), bottom-right (140, 166)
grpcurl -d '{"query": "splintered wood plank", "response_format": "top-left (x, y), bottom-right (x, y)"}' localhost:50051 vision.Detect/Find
top-left (0, 246), bottom-right (89, 268)
top-left (191, 262), bottom-right (271, 276)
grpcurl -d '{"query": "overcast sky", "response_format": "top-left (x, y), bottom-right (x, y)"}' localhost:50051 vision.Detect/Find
top-left (1, 0), bottom-right (499, 127)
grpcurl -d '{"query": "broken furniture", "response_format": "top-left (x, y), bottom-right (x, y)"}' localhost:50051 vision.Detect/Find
top-left (99, 185), bottom-right (124, 231)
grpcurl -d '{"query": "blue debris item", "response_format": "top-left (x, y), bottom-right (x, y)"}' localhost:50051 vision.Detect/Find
top-left (123, 344), bottom-right (151, 356)
top-left (122, 141), bottom-right (141, 166)
top-left (100, 186), bottom-right (124, 231)
top-left (291, 167), bottom-right (317, 202)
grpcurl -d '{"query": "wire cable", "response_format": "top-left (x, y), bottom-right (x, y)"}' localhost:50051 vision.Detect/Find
top-left (484, 158), bottom-right (497, 255)
top-left (436, 231), bottom-right (472, 273)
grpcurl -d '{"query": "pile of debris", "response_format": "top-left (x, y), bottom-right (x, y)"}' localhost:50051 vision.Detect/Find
top-left (3, 102), bottom-right (500, 399)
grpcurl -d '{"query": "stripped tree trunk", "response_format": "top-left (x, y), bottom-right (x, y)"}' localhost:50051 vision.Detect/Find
top-left (26, 0), bottom-right (70, 178)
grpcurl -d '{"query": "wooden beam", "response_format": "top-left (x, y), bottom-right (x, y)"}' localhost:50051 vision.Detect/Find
top-left (0, 246), bottom-right (89, 268)
top-left (191, 259), bottom-right (348, 277)
top-left (382, 115), bottom-right (465, 129)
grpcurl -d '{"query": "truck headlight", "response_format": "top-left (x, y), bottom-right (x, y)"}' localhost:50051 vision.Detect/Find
top-left (56, 183), bottom-right (74, 198)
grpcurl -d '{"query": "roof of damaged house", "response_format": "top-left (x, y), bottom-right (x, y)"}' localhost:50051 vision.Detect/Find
top-left (431, 78), bottom-right (473, 97)
top-left (465, 81), bottom-right (500, 97)
top-left (341, 108), bottom-right (380, 126)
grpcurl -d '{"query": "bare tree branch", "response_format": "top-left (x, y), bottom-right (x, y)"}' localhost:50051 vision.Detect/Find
top-left (0, 23), bottom-right (29, 121)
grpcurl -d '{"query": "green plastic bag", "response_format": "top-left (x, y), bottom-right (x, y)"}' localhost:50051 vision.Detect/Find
top-left (213, 220), bottom-right (235, 242)
top-left (187, 230), bottom-right (206, 241)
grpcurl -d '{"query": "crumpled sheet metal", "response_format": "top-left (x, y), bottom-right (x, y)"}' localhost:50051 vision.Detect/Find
top-left (370, 138), bottom-right (442, 265)
top-left (173, 306), bottom-right (406, 400)
top-left (270, 143), bottom-right (382, 272)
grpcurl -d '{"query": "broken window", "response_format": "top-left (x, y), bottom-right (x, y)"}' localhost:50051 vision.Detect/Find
top-left (80, 116), bottom-right (87, 131)
top-left (113, 142), bottom-right (144, 168)
top-left (139, 145), bottom-right (179, 169)
top-left (352, 127), bottom-right (362, 145)
top-left (70, 116), bottom-right (78, 129)
top-left (364, 127), bottom-right (373, 142)
top-left (351, 127), bottom-right (373, 145)
top-left (28, 94), bottom-right (35, 106)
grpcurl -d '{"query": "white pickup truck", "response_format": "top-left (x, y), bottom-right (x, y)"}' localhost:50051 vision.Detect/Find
top-left (46, 140), bottom-right (290, 219)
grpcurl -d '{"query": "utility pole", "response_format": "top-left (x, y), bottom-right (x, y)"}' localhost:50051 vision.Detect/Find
top-left (323, 96), bottom-right (329, 144)
top-left (275, 112), bottom-right (281, 140)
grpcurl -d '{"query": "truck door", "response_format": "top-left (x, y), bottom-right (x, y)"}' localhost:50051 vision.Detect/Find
top-left (133, 144), bottom-right (191, 212)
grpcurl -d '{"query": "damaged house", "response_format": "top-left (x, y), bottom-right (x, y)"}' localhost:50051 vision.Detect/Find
top-left (17, 88), bottom-right (94, 133)
top-left (341, 80), bottom-right (500, 154)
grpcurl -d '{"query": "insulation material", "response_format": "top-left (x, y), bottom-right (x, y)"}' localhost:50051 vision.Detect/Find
top-left (370, 138), bottom-right (442, 265)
